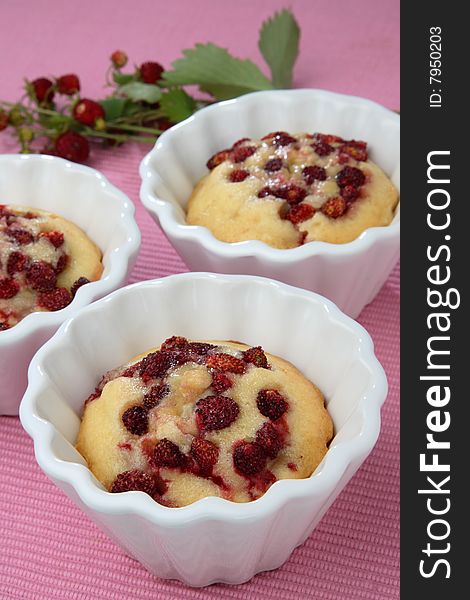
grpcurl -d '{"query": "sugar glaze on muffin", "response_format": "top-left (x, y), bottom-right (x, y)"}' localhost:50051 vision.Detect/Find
top-left (0, 204), bottom-right (103, 330)
top-left (76, 336), bottom-right (333, 507)
top-left (186, 132), bottom-right (399, 248)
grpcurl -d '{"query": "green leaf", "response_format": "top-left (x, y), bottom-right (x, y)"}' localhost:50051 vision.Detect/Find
top-left (112, 72), bottom-right (137, 85)
top-left (100, 98), bottom-right (129, 121)
top-left (258, 9), bottom-right (300, 88)
top-left (118, 82), bottom-right (162, 103)
top-left (161, 43), bottom-right (273, 100)
top-left (159, 89), bottom-right (197, 122)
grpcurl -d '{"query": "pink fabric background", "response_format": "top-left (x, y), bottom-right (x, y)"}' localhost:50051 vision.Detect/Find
top-left (0, 1), bottom-right (400, 598)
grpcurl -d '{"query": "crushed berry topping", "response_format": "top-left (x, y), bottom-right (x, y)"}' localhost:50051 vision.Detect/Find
top-left (264, 158), bottom-right (283, 172)
top-left (121, 363), bottom-right (140, 378)
top-left (211, 370), bottom-right (232, 393)
top-left (26, 260), bottom-right (57, 291)
top-left (233, 441), bottom-right (266, 476)
top-left (7, 251), bottom-right (29, 275)
top-left (190, 438), bottom-right (219, 474)
top-left (336, 166), bottom-right (366, 189)
top-left (143, 383), bottom-right (169, 410)
top-left (256, 389), bottom-right (288, 421)
top-left (312, 140), bottom-right (334, 156)
top-left (206, 353), bottom-right (246, 374)
top-left (303, 165), bottom-right (327, 184)
top-left (0, 277), bottom-right (20, 299)
top-left (160, 336), bottom-right (189, 352)
top-left (243, 346), bottom-right (269, 368)
top-left (338, 140), bottom-right (368, 162)
top-left (37, 287), bottom-right (72, 311)
top-left (195, 395), bottom-right (240, 431)
top-left (228, 169), bottom-right (250, 183)
top-left (70, 276), bottom-right (90, 297)
top-left (153, 438), bottom-right (186, 468)
top-left (284, 203), bottom-right (316, 225)
top-left (207, 149), bottom-right (232, 170)
top-left (232, 145), bottom-right (257, 163)
top-left (111, 469), bottom-right (156, 495)
top-left (122, 405), bottom-right (148, 435)
top-left (321, 196), bottom-right (347, 218)
top-left (7, 226), bottom-right (34, 245)
top-left (188, 341), bottom-right (215, 355)
top-left (255, 422), bottom-right (283, 458)
top-left (40, 230), bottom-right (64, 248)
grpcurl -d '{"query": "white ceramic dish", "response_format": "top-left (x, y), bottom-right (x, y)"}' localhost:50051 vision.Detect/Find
top-left (20, 272), bottom-right (387, 586)
top-left (0, 154), bottom-right (141, 415)
top-left (140, 89), bottom-right (400, 319)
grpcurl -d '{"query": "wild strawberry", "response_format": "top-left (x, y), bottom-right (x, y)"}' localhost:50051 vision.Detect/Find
top-left (336, 166), bottom-right (365, 188)
top-left (188, 342), bottom-right (215, 355)
top-left (255, 422), bottom-right (282, 458)
top-left (232, 138), bottom-right (250, 148)
top-left (257, 186), bottom-right (273, 198)
top-left (37, 287), bottom-right (72, 311)
top-left (39, 230), bottom-right (64, 248)
top-left (303, 165), bottom-right (327, 184)
top-left (233, 441), bottom-right (266, 476)
top-left (111, 469), bottom-right (156, 495)
top-left (264, 158), bottom-right (283, 172)
top-left (285, 203), bottom-right (316, 225)
top-left (121, 405), bottom-right (148, 435)
top-left (139, 351), bottom-right (175, 382)
top-left (321, 197), bottom-right (347, 218)
top-left (228, 169), bottom-right (250, 182)
top-left (111, 50), bottom-right (128, 69)
top-left (139, 61), bottom-right (164, 84)
top-left (0, 278), bottom-right (19, 299)
top-left (0, 322), bottom-right (9, 331)
top-left (57, 74), bottom-right (80, 95)
top-left (73, 99), bottom-right (105, 127)
top-left (232, 145), bottom-right (257, 163)
top-left (7, 251), bottom-right (29, 276)
top-left (190, 438), bottom-right (219, 474)
top-left (207, 149), bottom-right (232, 170)
top-left (7, 226), bottom-right (33, 245)
top-left (153, 438), bottom-right (185, 468)
top-left (157, 117), bottom-right (173, 131)
top-left (256, 389), bottom-right (288, 421)
top-left (55, 131), bottom-right (90, 162)
top-left (262, 131), bottom-right (296, 146)
top-left (0, 110), bottom-right (8, 131)
top-left (314, 133), bottom-right (343, 144)
top-left (160, 336), bottom-right (189, 352)
top-left (206, 353), bottom-right (246, 374)
top-left (242, 346), bottom-right (269, 368)
top-left (30, 78), bottom-right (54, 104)
top-left (70, 276), bottom-right (90, 297)
top-left (277, 184), bottom-right (308, 205)
top-left (338, 140), bottom-right (368, 162)
top-left (312, 141), bottom-right (333, 156)
top-left (143, 383), bottom-right (170, 410)
top-left (55, 253), bottom-right (68, 274)
top-left (26, 260), bottom-right (57, 291)
top-left (211, 370), bottom-right (232, 394)
top-left (195, 395), bottom-right (240, 431)
top-left (340, 185), bottom-right (360, 203)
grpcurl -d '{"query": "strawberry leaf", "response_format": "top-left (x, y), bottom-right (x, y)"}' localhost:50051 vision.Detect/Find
top-left (100, 98), bottom-right (129, 121)
top-left (161, 43), bottom-right (274, 100)
top-left (118, 82), bottom-right (162, 103)
top-left (258, 9), bottom-right (300, 88)
top-left (159, 89), bottom-right (196, 122)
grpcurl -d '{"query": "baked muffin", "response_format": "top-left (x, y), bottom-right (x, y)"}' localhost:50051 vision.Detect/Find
top-left (77, 336), bottom-right (333, 507)
top-left (0, 204), bottom-right (103, 330)
top-left (186, 132), bottom-right (399, 248)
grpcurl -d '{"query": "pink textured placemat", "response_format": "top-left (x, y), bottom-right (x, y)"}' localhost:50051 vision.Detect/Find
top-left (0, 1), bottom-right (399, 598)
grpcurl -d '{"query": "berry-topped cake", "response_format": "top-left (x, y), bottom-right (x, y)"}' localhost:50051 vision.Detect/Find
top-left (186, 132), bottom-right (399, 248)
top-left (76, 336), bottom-right (333, 507)
top-left (0, 204), bottom-right (103, 330)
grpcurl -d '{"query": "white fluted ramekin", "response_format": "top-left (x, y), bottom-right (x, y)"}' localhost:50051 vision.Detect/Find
top-left (140, 89), bottom-right (400, 319)
top-left (20, 272), bottom-right (387, 586)
top-left (0, 154), bottom-right (141, 415)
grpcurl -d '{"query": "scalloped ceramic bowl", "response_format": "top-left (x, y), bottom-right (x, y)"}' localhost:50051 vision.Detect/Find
top-left (140, 89), bottom-right (400, 319)
top-left (0, 154), bottom-right (141, 415)
top-left (20, 272), bottom-right (387, 586)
